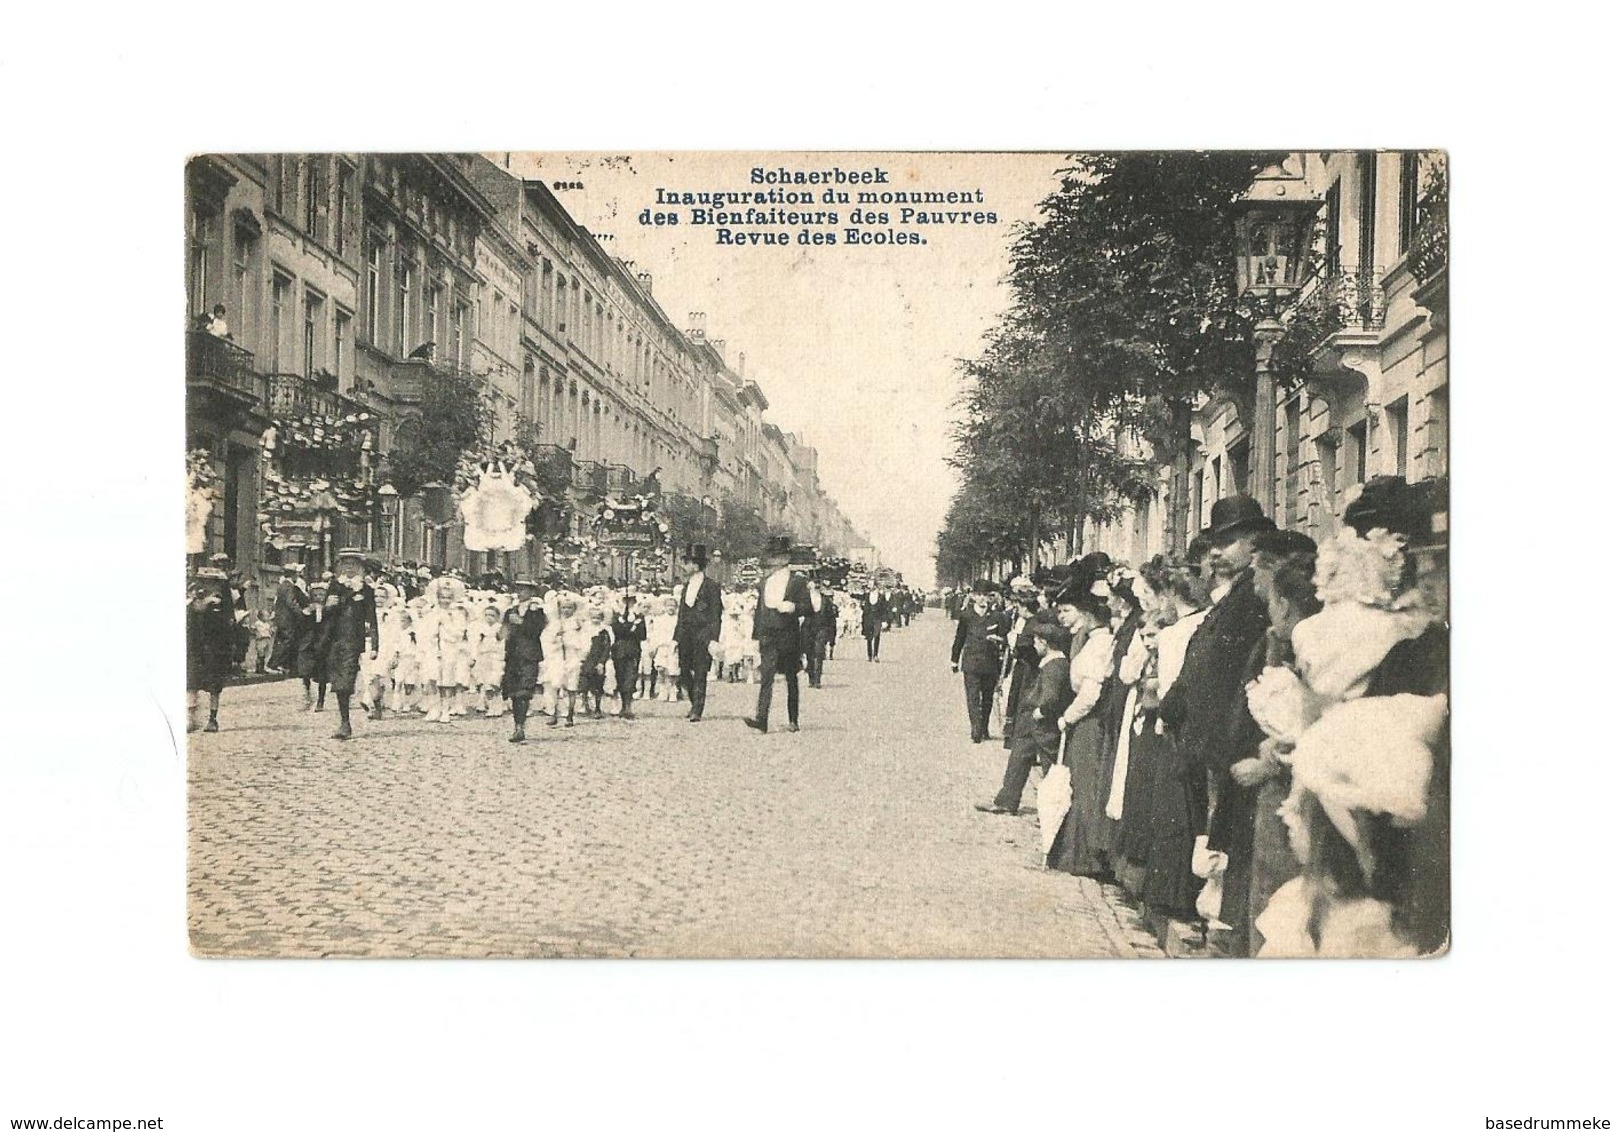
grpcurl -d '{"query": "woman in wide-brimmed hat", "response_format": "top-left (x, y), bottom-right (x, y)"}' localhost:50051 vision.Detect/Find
top-left (1044, 582), bottom-right (1117, 878)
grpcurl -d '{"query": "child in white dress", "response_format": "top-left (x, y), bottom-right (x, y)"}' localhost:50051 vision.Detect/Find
top-left (443, 603), bottom-right (474, 717)
top-left (542, 592), bottom-right (586, 726)
top-left (471, 603), bottom-right (506, 716)
top-left (652, 596), bottom-right (682, 703)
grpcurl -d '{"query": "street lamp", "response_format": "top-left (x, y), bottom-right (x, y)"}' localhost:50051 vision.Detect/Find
top-left (1233, 154), bottom-right (1320, 518)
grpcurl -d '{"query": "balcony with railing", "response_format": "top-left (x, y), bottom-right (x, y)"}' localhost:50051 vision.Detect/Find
top-left (605, 463), bottom-right (637, 494)
top-left (573, 459), bottom-right (609, 495)
top-left (267, 371), bottom-right (372, 422)
top-left (361, 352), bottom-right (482, 407)
top-left (186, 331), bottom-right (267, 424)
top-left (1409, 191), bottom-right (1448, 324)
top-left (1290, 266), bottom-right (1386, 351)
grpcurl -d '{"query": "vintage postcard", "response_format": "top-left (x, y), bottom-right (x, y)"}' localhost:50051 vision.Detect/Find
top-left (184, 150), bottom-right (1449, 958)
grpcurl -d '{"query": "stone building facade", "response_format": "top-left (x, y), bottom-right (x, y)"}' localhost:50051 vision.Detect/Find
top-left (1089, 149), bottom-right (1448, 566)
top-left (185, 153), bottom-right (866, 592)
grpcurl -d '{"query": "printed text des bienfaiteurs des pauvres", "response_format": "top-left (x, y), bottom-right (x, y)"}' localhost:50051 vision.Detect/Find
top-left (637, 165), bottom-right (1000, 247)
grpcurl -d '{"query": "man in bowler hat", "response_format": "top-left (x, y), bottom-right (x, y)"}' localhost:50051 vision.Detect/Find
top-left (674, 544), bottom-right (723, 722)
top-left (744, 538), bottom-right (813, 734)
top-left (951, 579), bottom-right (1008, 743)
top-left (1158, 494), bottom-right (1274, 905)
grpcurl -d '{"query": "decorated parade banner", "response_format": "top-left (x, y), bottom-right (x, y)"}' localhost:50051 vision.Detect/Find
top-left (594, 497), bottom-right (666, 549)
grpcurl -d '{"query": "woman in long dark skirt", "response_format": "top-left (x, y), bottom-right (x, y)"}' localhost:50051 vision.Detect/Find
top-left (1098, 582), bottom-right (1145, 872)
top-left (1137, 567), bottom-right (1211, 920)
top-left (1046, 592), bottom-right (1116, 878)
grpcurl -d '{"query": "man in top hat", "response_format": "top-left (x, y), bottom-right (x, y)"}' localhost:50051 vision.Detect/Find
top-left (501, 575), bottom-right (547, 743)
top-left (951, 579), bottom-right (1009, 744)
top-left (673, 544), bottom-right (723, 722)
top-left (1158, 494), bottom-right (1274, 890)
top-left (321, 548), bottom-right (381, 739)
top-left (744, 537), bottom-right (813, 734)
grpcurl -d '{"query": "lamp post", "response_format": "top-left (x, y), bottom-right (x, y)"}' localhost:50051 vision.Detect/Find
top-left (1233, 155), bottom-right (1319, 518)
top-left (376, 481), bottom-right (399, 560)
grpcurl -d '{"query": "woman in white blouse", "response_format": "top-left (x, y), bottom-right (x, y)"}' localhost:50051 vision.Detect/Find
top-left (1045, 588), bottom-right (1117, 877)
top-left (1138, 564), bottom-right (1213, 921)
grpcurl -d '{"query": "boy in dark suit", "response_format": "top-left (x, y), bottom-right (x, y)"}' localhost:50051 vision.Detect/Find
top-left (324, 548), bottom-right (381, 740)
top-left (978, 620), bottom-right (1073, 814)
top-left (501, 577), bottom-right (546, 743)
top-left (744, 538), bottom-right (813, 734)
top-left (610, 595), bottom-right (647, 719)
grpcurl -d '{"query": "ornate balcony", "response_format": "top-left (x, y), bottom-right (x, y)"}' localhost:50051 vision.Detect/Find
top-left (187, 331), bottom-right (262, 398)
top-left (186, 330), bottom-right (266, 429)
top-left (1292, 266), bottom-right (1386, 348)
top-left (606, 463), bottom-right (637, 493)
top-left (267, 371), bottom-right (371, 423)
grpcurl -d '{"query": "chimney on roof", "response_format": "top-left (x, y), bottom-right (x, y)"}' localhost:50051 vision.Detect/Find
top-left (687, 312), bottom-right (707, 340)
top-left (711, 339), bottom-right (726, 362)
top-left (738, 351), bottom-right (746, 377)
top-left (636, 271), bottom-right (653, 295)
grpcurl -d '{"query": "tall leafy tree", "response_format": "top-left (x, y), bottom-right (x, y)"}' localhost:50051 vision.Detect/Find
top-left (938, 150), bottom-right (1281, 577)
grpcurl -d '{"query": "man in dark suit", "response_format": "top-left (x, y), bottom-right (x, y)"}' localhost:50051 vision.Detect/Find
top-left (502, 576), bottom-right (546, 743)
top-left (860, 586), bottom-right (888, 661)
top-left (745, 538), bottom-right (813, 734)
top-left (268, 563), bottom-right (307, 674)
top-left (799, 566), bottom-right (833, 689)
top-left (610, 594), bottom-right (647, 719)
top-left (673, 544), bottom-right (723, 722)
top-left (1158, 495), bottom-right (1274, 861)
top-left (324, 548), bottom-right (381, 741)
top-left (952, 580), bottom-right (1009, 743)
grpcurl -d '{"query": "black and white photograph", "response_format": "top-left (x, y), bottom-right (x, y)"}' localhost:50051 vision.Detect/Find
top-left (183, 150), bottom-right (1449, 959)
top-left (10, 13), bottom-right (1620, 1127)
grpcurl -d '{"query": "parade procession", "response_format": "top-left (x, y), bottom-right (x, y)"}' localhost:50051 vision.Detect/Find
top-left (186, 149), bottom-right (1447, 960)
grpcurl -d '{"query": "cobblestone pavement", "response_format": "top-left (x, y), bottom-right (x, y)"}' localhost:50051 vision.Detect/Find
top-left (189, 613), bottom-right (1163, 958)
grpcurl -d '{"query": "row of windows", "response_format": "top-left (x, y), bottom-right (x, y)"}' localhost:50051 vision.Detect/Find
top-left (268, 271), bottom-right (352, 382)
top-left (268, 156), bottom-right (357, 259)
top-left (362, 238), bottom-right (471, 366)
top-left (1321, 151), bottom-right (1435, 276)
top-left (1195, 386), bottom-right (1446, 532)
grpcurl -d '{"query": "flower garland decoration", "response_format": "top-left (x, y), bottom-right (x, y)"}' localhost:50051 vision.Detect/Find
top-left (257, 407), bottom-right (379, 539)
top-left (186, 448), bottom-right (220, 554)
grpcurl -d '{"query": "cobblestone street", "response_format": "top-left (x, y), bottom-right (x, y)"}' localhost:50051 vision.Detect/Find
top-left (189, 613), bottom-right (1162, 958)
